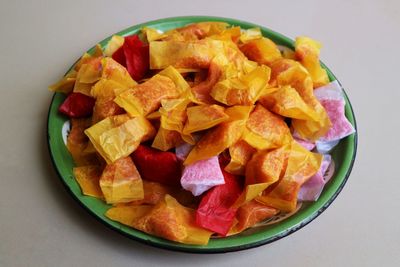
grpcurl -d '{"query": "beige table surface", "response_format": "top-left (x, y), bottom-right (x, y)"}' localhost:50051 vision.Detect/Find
top-left (1, 0), bottom-right (399, 266)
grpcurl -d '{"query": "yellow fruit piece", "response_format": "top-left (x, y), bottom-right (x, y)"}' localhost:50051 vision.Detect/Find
top-left (104, 35), bottom-right (124, 57)
top-left (149, 39), bottom-right (225, 69)
top-left (142, 27), bottom-right (166, 42)
top-left (114, 74), bottom-right (179, 116)
top-left (232, 183), bottom-right (271, 209)
top-left (48, 70), bottom-right (77, 94)
top-left (92, 44), bottom-right (104, 58)
top-left (156, 22), bottom-right (229, 42)
top-left (67, 118), bottom-right (100, 166)
top-left (190, 57), bottom-right (224, 104)
top-left (213, 26), bottom-right (241, 42)
top-left (243, 104), bottom-right (292, 150)
top-left (77, 58), bottom-right (102, 84)
top-left (177, 22), bottom-right (229, 40)
top-left (90, 78), bottom-right (130, 99)
top-left (183, 105), bottom-right (253, 165)
top-left (152, 128), bottom-right (183, 151)
top-left (259, 85), bottom-right (319, 121)
top-left (73, 165), bottom-right (103, 198)
top-left (92, 96), bottom-right (125, 124)
top-left (245, 146), bottom-right (288, 185)
top-left (291, 97), bottom-right (331, 141)
top-left (158, 97), bottom-right (194, 144)
top-left (146, 111), bottom-right (161, 120)
top-left (106, 205), bottom-right (153, 226)
top-left (225, 140), bottom-right (256, 175)
top-left (233, 146), bottom-right (288, 208)
top-left (90, 78), bottom-right (129, 124)
top-left (184, 121), bottom-right (244, 165)
top-left (280, 47), bottom-right (296, 60)
top-left (159, 98), bottom-right (189, 131)
top-left (85, 114), bottom-right (155, 164)
top-left (240, 37), bottom-right (282, 65)
top-left (73, 57), bottom-right (102, 95)
top-left (224, 105), bottom-right (254, 121)
top-left (158, 65), bottom-right (190, 94)
top-left (229, 201), bottom-right (278, 235)
top-left (100, 157), bottom-right (144, 204)
top-left (197, 22), bottom-right (230, 36)
top-left (133, 180), bottom-right (174, 205)
top-left (256, 141), bottom-right (322, 212)
top-left (160, 97), bottom-right (190, 113)
top-left (183, 104), bottom-right (229, 134)
top-left (211, 65), bottom-right (270, 106)
top-left (239, 28), bottom-right (262, 43)
top-left (295, 36), bottom-right (329, 88)
top-left (106, 195), bottom-right (212, 245)
top-left (101, 57), bottom-right (137, 86)
top-left (275, 59), bottom-right (314, 96)
top-left (273, 61), bottom-right (331, 140)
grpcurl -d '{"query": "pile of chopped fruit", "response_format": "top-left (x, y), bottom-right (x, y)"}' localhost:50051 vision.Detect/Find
top-left (49, 22), bottom-right (355, 245)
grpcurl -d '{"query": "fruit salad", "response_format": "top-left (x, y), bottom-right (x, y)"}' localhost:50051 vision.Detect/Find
top-left (49, 21), bottom-right (355, 245)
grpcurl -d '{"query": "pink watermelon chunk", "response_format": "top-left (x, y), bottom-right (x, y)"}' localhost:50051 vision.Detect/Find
top-left (180, 156), bottom-right (225, 196)
top-left (315, 81), bottom-right (355, 143)
top-left (298, 154), bottom-right (333, 201)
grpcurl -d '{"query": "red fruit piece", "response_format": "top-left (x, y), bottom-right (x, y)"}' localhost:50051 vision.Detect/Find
top-left (195, 170), bottom-right (242, 236)
top-left (58, 92), bottom-right (95, 118)
top-left (131, 145), bottom-right (181, 186)
top-left (124, 35), bottom-right (149, 81)
top-left (111, 46), bottom-right (126, 67)
top-left (112, 35), bottom-right (149, 81)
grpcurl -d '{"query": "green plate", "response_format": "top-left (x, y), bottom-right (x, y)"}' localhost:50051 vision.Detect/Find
top-left (47, 16), bottom-right (357, 253)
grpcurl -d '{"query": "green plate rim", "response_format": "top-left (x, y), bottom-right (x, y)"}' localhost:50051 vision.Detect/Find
top-left (47, 15), bottom-right (358, 253)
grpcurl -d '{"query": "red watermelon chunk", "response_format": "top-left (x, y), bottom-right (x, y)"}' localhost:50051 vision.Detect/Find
top-left (58, 92), bottom-right (95, 118)
top-left (131, 145), bottom-right (181, 186)
top-left (112, 34), bottom-right (149, 81)
top-left (195, 170), bottom-right (242, 236)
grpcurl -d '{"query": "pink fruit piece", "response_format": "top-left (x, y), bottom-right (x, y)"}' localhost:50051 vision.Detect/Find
top-left (314, 81), bottom-right (355, 142)
top-left (181, 156), bottom-right (225, 196)
top-left (298, 154), bottom-right (332, 201)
